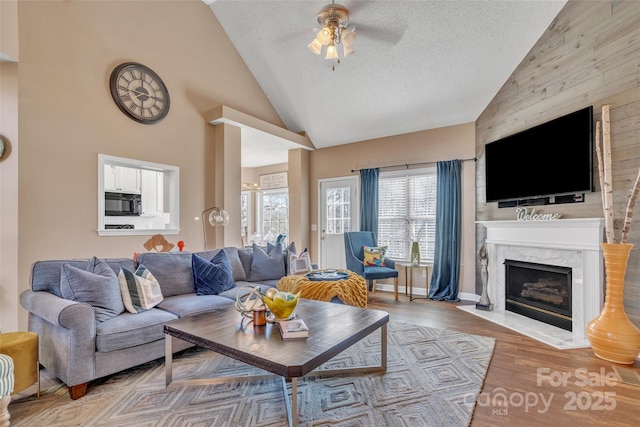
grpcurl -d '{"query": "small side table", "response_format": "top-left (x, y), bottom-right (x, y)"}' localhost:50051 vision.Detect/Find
top-left (401, 264), bottom-right (431, 301)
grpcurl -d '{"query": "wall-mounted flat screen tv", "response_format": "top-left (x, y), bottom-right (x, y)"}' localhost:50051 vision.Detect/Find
top-left (485, 106), bottom-right (594, 203)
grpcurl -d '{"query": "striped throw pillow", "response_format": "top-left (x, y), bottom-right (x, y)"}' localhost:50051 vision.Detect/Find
top-left (118, 264), bottom-right (163, 313)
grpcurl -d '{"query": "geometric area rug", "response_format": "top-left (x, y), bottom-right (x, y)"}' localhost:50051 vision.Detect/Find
top-left (9, 321), bottom-right (495, 427)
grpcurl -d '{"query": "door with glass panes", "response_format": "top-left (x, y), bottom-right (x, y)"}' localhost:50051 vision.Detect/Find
top-left (319, 177), bottom-right (358, 269)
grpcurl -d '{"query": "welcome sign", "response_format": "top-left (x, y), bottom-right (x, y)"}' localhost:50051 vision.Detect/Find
top-left (515, 207), bottom-right (562, 221)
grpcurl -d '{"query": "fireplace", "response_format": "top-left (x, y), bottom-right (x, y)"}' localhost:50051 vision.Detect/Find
top-left (460, 218), bottom-right (604, 349)
top-left (504, 260), bottom-right (572, 332)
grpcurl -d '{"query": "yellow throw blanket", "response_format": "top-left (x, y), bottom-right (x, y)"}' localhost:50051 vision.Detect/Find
top-left (276, 270), bottom-right (367, 308)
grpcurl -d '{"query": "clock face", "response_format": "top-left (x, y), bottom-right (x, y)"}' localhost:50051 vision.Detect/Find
top-left (109, 62), bottom-right (170, 124)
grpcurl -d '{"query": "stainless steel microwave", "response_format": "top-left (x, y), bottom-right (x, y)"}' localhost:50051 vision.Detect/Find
top-left (105, 192), bottom-right (141, 216)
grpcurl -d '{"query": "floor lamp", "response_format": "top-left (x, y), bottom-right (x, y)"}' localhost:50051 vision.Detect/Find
top-left (202, 207), bottom-right (229, 250)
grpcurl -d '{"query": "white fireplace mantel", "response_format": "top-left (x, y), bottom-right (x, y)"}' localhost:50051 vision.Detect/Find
top-left (459, 218), bottom-right (605, 349)
top-left (478, 218), bottom-right (604, 251)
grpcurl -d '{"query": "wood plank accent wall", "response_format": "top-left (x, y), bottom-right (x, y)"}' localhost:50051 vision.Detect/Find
top-left (475, 0), bottom-right (640, 323)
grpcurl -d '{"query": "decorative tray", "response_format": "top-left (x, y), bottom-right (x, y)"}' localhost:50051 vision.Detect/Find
top-left (305, 270), bottom-right (349, 281)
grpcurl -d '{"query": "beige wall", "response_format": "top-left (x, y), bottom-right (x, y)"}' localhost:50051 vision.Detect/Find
top-left (476, 0), bottom-right (640, 322)
top-left (2, 0), bottom-right (284, 331)
top-left (241, 163), bottom-right (289, 185)
top-left (0, 0), bottom-right (19, 61)
top-left (309, 123), bottom-right (477, 296)
top-left (0, 62), bottom-right (19, 332)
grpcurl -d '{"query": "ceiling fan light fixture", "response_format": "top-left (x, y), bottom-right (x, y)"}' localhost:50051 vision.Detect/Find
top-left (342, 28), bottom-right (355, 57)
top-left (342, 43), bottom-right (355, 57)
top-left (308, 38), bottom-right (322, 54)
top-left (308, 2), bottom-right (353, 67)
top-left (325, 43), bottom-right (339, 60)
top-left (342, 28), bottom-right (355, 45)
top-left (317, 27), bottom-right (333, 45)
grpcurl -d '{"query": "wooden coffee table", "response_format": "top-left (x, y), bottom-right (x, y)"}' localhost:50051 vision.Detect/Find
top-left (164, 298), bottom-right (389, 427)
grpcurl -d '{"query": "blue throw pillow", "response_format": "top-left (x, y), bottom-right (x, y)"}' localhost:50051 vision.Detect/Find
top-left (60, 257), bottom-right (125, 323)
top-left (192, 251), bottom-right (235, 296)
top-left (247, 243), bottom-right (286, 281)
top-left (268, 242), bottom-right (297, 275)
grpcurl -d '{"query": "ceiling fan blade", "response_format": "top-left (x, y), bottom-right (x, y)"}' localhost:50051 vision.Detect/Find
top-left (355, 23), bottom-right (406, 46)
top-left (343, 0), bottom-right (369, 15)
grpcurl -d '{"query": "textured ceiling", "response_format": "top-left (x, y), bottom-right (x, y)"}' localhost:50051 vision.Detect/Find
top-left (206, 0), bottom-right (568, 167)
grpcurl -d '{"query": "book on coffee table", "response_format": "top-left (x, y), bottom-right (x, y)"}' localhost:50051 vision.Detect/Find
top-left (278, 319), bottom-right (309, 340)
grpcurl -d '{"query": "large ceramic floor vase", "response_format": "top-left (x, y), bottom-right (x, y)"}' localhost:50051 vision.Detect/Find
top-left (586, 243), bottom-right (640, 364)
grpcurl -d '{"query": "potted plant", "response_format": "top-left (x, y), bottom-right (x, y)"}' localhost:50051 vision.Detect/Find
top-left (406, 218), bottom-right (426, 266)
top-left (585, 104), bottom-right (640, 364)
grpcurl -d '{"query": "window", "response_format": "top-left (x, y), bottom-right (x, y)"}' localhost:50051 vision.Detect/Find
top-left (325, 186), bottom-right (352, 235)
top-left (258, 189), bottom-right (289, 242)
top-left (378, 168), bottom-right (437, 262)
top-left (240, 191), bottom-right (251, 239)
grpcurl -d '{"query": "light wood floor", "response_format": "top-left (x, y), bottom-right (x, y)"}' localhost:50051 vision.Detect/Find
top-left (367, 291), bottom-right (640, 427)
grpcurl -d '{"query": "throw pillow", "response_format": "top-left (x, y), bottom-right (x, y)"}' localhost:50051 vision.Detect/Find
top-left (247, 243), bottom-right (286, 281)
top-left (289, 249), bottom-right (312, 275)
top-left (192, 251), bottom-right (235, 296)
top-left (267, 241), bottom-right (296, 255)
top-left (60, 257), bottom-right (125, 323)
top-left (270, 241), bottom-right (297, 275)
top-left (363, 246), bottom-right (387, 267)
top-left (118, 264), bottom-right (163, 313)
top-left (223, 247), bottom-right (247, 281)
top-left (196, 247), bottom-right (247, 282)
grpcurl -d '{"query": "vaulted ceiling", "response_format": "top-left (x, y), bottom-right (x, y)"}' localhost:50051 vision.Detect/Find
top-left (205, 0), bottom-right (568, 167)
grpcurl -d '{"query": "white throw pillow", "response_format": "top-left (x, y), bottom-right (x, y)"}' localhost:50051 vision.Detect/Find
top-left (289, 251), bottom-right (312, 275)
top-left (118, 264), bottom-right (163, 313)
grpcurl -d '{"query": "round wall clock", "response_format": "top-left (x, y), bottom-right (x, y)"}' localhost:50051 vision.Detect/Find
top-left (109, 62), bottom-right (170, 124)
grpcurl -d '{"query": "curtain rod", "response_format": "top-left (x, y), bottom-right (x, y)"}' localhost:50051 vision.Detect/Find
top-left (350, 157), bottom-right (477, 173)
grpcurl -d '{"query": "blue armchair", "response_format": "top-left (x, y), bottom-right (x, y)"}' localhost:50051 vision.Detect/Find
top-left (344, 231), bottom-right (399, 300)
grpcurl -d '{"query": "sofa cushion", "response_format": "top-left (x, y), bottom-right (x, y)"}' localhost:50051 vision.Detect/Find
top-left (118, 264), bottom-right (164, 313)
top-left (247, 243), bottom-right (286, 282)
top-left (95, 308), bottom-right (177, 352)
top-left (192, 251), bottom-right (235, 296)
top-left (135, 252), bottom-right (194, 297)
top-left (156, 293), bottom-right (235, 317)
top-left (31, 258), bottom-right (136, 297)
top-left (60, 257), bottom-right (125, 323)
top-left (196, 247), bottom-right (246, 282)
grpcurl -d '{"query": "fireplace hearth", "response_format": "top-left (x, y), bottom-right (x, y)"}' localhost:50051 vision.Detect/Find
top-left (505, 259), bottom-right (572, 331)
top-left (460, 219), bottom-right (605, 349)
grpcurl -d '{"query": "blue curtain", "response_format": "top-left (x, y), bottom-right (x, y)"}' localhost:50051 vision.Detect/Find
top-left (359, 168), bottom-right (379, 234)
top-left (429, 160), bottom-right (462, 302)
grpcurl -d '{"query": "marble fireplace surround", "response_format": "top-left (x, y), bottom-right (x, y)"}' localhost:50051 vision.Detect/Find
top-left (459, 218), bottom-right (604, 349)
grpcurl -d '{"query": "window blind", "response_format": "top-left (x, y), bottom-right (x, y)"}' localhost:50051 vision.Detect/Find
top-left (378, 168), bottom-right (437, 262)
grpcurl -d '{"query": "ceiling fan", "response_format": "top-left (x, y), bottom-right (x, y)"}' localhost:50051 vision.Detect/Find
top-left (307, 1), bottom-right (355, 69)
top-left (306, 1), bottom-right (407, 70)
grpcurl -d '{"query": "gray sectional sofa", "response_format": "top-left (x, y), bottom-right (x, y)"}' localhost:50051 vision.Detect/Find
top-left (20, 246), bottom-right (289, 399)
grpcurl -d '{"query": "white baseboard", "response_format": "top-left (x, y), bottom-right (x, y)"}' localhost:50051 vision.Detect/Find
top-left (372, 284), bottom-right (480, 302)
top-left (459, 292), bottom-right (480, 302)
top-left (374, 283), bottom-right (415, 296)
